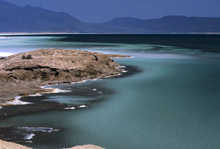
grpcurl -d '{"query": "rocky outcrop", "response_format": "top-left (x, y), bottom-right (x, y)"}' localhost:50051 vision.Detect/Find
top-left (0, 49), bottom-right (128, 103)
top-left (70, 145), bottom-right (104, 149)
top-left (0, 139), bottom-right (103, 149)
top-left (0, 139), bottom-right (30, 149)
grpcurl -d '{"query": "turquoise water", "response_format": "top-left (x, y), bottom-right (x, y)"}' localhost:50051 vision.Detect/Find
top-left (0, 35), bottom-right (220, 149)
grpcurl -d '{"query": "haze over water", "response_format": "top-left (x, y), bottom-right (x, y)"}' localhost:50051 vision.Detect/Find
top-left (0, 34), bottom-right (220, 149)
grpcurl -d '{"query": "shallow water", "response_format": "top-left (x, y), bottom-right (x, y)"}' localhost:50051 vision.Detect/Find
top-left (0, 35), bottom-right (220, 149)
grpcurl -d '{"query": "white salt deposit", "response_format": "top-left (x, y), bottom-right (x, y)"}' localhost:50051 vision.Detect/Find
top-left (0, 52), bottom-right (14, 57)
top-left (24, 133), bottom-right (35, 140)
top-left (78, 105), bottom-right (87, 108)
top-left (7, 96), bottom-right (32, 105)
top-left (65, 107), bottom-right (76, 110)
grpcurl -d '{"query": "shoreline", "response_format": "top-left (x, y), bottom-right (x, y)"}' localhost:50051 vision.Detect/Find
top-left (0, 62), bottom-right (135, 106)
top-left (0, 139), bottom-right (104, 149)
top-left (0, 49), bottom-right (137, 148)
top-left (0, 65), bottom-right (140, 144)
top-left (0, 64), bottom-right (140, 120)
top-left (0, 66), bottom-right (126, 108)
top-left (0, 49), bottom-right (130, 104)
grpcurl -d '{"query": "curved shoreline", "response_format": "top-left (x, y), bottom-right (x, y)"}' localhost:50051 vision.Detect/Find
top-left (0, 64), bottom-right (141, 121)
top-left (0, 49), bottom-right (130, 106)
top-left (0, 64), bottom-right (141, 138)
top-left (0, 68), bottom-right (124, 108)
top-left (0, 49), bottom-right (133, 148)
top-left (0, 49), bottom-right (133, 123)
top-left (0, 63), bottom-right (140, 110)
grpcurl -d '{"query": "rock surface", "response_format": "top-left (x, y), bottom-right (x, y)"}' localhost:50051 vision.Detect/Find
top-left (0, 49), bottom-right (127, 149)
top-left (0, 139), bottom-right (30, 149)
top-left (0, 49), bottom-right (128, 103)
top-left (70, 144), bottom-right (104, 149)
top-left (0, 139), bottom-right (103, 149)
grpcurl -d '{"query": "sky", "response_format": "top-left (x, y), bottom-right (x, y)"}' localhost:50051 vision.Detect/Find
top-left (4, 0), bottom-right (220, 23)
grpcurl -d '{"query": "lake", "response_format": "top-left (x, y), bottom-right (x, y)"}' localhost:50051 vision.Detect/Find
top-left (0, 34), bottom-right (220, 149)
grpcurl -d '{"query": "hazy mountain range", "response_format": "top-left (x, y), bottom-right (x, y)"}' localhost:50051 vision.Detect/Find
top-left (0, 0), bottom-right (220, 33)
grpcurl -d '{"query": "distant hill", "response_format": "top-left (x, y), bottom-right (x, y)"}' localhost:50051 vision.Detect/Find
top-left (0, 0), bottom-right (149, 33)
top-left (0, 0), bottom-right (86, 32)
top-left (0, 0), bottom-right (220, 33)
top-left (104, 16), bottom-right (220, 33)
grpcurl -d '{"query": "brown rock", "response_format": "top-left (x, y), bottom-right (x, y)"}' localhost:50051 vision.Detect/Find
top-left (70, 144), bottom-right (104, 149)
top-left (0, 139), bottom-right (30, 149)
top-left (0, 49), bottom-right (128, 103)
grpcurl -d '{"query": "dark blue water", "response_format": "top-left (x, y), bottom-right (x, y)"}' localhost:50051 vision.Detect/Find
top-left (0, 34), bottom-right (220, 149)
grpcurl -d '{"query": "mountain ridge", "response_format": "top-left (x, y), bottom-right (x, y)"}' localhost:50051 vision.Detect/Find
top-left (104, 15), bottom-right (220, 33)
top-left (0, 0), bottom-right (86, 32)
top-left (0, 0), bottom-right (220, 33)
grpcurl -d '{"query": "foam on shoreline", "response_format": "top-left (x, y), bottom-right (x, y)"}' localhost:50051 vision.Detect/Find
top-left (1, 96), bottom-right (32, 106)
top-left (0, 87), bottom-right (72, 107)
top-left (38, 65), bottom-right (126, 96)
top-left (0, 61), bottom-right (127, 108)
top-left (0, 78), bottom-right (109, 107)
